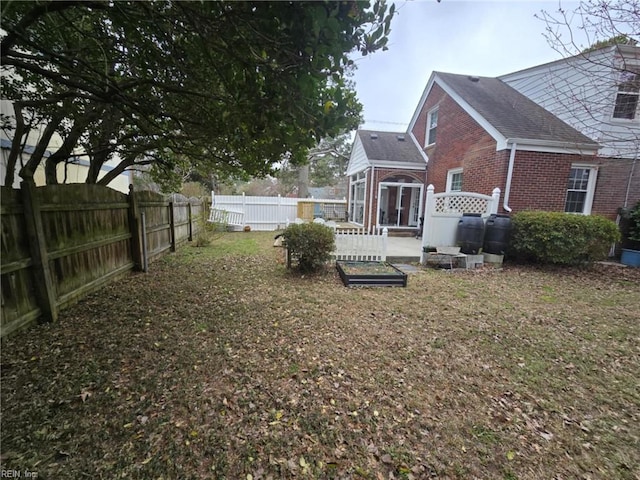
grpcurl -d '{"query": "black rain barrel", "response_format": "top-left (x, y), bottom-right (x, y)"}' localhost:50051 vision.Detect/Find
top-left (456, 213), bottom-right (485, 254)
top-left (483, 214), bottom-right (512, 255)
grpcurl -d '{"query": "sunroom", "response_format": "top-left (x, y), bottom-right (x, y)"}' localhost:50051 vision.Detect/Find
top-left (346, 130), bottom-right (428, 232)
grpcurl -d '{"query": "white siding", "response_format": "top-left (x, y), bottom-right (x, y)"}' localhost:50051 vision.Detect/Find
top-left (346, 134), bottom-right (371, 176)
top-left (501, 48), bottom-right (640, 159)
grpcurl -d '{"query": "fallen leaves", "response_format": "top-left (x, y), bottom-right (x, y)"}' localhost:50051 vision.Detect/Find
top-left (1, 232), bottom-right (639, 479)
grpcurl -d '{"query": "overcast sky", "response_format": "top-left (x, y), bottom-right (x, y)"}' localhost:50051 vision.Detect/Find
top-left (351, 0), bottom-right (590, 132)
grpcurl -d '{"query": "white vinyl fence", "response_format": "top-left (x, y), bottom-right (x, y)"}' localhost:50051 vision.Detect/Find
top-left (209, 193), bottom-right (346, 231)
top-left (208, 207), bottom-right (246, 231)
top-left (210, 194), bottom-right (297, 231)
top-left (334, 227), bottom-right (388, 261)
top-left (420, 185), bottom-right (500, 262)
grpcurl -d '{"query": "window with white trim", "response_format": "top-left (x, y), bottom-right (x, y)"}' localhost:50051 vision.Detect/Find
top-left (565, 166), bottom-right (597, 214)
top-left (446, 168), bottom-right (463, 192)
top-left (426, 107), bottom-right (438, 145)
top-left (613, 69), bottom-right (640, 120)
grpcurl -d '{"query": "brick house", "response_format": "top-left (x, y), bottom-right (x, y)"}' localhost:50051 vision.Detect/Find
top-left (348, 45), bottom-right (640, 231)
top-left (406, 45), bottom-right (640, 221)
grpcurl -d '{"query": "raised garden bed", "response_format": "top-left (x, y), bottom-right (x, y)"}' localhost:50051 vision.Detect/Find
top-left (336, 260), bottom-right (407, 287)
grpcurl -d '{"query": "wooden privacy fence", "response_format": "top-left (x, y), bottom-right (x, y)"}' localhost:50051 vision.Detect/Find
top-left (1, 183), bottom-right (204, 337)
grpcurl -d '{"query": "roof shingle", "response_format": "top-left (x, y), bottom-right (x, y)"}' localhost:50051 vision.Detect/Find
top-left (435, 72), bottom-right (598, 147)
top-left (356, 130), bottom-right (426, 164)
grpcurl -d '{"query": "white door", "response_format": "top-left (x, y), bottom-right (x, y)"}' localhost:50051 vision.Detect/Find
top-left (409, 187), bottom-right (420, 227)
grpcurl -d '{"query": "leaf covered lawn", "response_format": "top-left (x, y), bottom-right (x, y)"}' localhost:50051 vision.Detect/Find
top-left (1, 232), bottom-right (639, 479)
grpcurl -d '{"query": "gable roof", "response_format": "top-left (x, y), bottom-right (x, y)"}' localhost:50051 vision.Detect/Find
top-left (356, 130), bottom-right (426, 165)
top-left (409, 72), bottom-right (599, 153)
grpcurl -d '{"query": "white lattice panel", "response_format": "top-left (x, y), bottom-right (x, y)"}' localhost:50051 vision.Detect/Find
top-left (434, 196), bottom-right (489, 214)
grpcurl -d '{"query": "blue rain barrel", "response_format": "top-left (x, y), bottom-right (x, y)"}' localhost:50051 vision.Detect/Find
top-left (483, 214), bottom-right (512, 255)
top-left (456, 213), bottom-right (485, 254)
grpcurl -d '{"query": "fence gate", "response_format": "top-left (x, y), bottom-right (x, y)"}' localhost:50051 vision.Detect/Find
top-left (333, 228), bottom-right (388, 261)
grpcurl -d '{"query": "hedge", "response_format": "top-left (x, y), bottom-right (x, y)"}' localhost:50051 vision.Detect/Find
top-left (509, 211), bottom-right (620, 265)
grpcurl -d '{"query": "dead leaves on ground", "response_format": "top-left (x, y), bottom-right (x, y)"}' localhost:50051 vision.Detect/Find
top-left (1, 232), bottom-right (639, 479)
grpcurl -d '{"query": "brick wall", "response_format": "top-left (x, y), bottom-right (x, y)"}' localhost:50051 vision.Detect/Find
top-left (591, 157), bottom-right (640, 219)
top-left (508, 152), bottom-right (639, 219)
top-left (508, 151), bottom-right (576, 212)
top-left (410, 83), bottom-right (505, 197)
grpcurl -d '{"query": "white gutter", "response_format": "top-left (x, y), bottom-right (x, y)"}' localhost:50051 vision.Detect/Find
top-left (501, 137), bottom-right (598, 153)
top-left (503, 142), bottom-right (517, 213)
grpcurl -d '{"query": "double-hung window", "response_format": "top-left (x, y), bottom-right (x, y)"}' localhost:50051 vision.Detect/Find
top-left (565, 166), bottom-right (597, 214)
top-left (426, 107), bottom-right (438, 145)
top-left (446, 168), bottom-right (463, 192)
top-left (613, 69), bottom-right (640, 120)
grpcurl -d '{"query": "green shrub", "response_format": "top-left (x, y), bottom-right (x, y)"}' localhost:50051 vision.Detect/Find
top-left (626, 201), bottom-right (640, 243)
top-left (509, 211), bottom-right (620, 265)
top-left (193, 221), bottom-right (225, 247)
top-left (282, 222), bottom-right (335, 273)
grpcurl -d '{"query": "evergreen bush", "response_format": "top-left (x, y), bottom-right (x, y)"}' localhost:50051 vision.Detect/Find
top-left (626, 201), bottom-right (640, 243)
top-left (509, 211), bottom-right (620, 265)
top-left (282, 223), bottom-right (335, 273)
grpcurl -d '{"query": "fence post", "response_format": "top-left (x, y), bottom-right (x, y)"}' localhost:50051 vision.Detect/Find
top-left (421, 184), bottom-right (435, 262)
top-left (188, 202), bottom-right (193, 241)
top-left (169, 200), bottom-right (176, 252)
top-left (381, 227), bottom-right (388, 261)
top-left (20, 181), bottom-right (58, 323)
top-left (128, 184), bottom-right (143, 271)
top-left (490, 187), bottom-right (501, 215)
top-left (277, 194), bottom-right (282, 229)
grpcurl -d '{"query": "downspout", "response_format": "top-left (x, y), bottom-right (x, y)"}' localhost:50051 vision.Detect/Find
top-left (623, 156), bottom-right (637, 208)
top-left (368, 166), bottom-right (375, 233)
top-left (503, 142), bottom-right (517, 213)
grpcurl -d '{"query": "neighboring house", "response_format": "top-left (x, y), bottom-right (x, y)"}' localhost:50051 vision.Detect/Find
top-left (308, 184), bottom-right (348, 200)
top-left (398, 44), bottom-right (639, 221)
top-left (500, 44), bottom-right (640, 161)
top-left (346, 130), bottom-right (427, 231)
top-left (0, 100), bottom-right (132, 194)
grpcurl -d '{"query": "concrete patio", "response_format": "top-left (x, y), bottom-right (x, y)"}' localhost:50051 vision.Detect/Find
top-left (386, 235), bottom-right (423, 263)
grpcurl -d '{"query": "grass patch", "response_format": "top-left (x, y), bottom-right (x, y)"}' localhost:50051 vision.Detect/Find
top-left (2, 231), bottom-right (639, 479)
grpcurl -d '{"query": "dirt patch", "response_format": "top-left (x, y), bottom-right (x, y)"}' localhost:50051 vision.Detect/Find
top-left (2, 232), bottom-right (639, 479)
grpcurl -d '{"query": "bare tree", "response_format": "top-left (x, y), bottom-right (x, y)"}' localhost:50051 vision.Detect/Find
top-left (533, 1), bottom-right (639, 157)
top-left (524, 2), bottom-right (638, 210)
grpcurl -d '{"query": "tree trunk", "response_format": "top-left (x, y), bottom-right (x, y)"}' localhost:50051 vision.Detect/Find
top-left (4, 103), bottom-right (26, 187)
top-left (19, 111), bottom-right (63, 183)
top-left (298, 164), bottom-right (309, 198)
